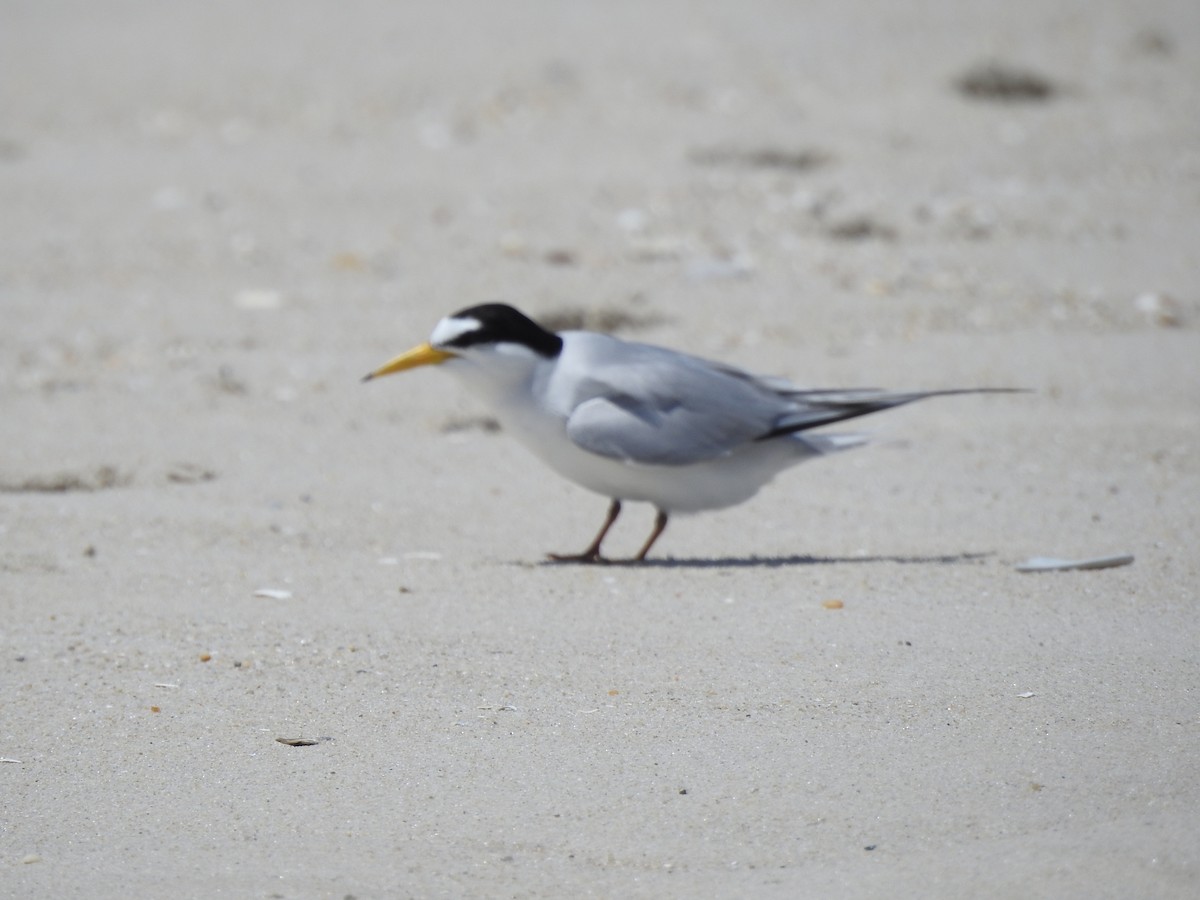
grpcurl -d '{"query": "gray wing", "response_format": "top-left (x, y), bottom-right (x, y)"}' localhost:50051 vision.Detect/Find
top-left (559, 333), bottom-right (1024, 465)
top-left (563, 353), bottom-right (787, 466)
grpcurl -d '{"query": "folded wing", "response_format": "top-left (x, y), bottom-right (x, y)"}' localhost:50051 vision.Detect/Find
top-left (563, 354), bottom-right (786, 465)
top-left (560, 335), bottom-right (1023, 466)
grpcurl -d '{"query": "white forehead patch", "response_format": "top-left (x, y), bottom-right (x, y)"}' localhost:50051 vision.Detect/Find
top-left (430, 315), bottom-right (481, 347)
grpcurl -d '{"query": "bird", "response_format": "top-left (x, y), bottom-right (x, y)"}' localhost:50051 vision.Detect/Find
top-left (364, 303), bottom-right (1019, 563)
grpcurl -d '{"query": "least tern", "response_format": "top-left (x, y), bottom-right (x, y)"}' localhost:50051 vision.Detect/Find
top-left (365, 303), bottom-right (1018, 563)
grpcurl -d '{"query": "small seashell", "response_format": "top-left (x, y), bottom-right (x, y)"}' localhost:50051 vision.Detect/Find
top-left (253, 588), bottom-right (293, 599)
top-left (234, 288), bottom-right (283, 310)
top-left (1015, 555), bottom-right (1133, 572)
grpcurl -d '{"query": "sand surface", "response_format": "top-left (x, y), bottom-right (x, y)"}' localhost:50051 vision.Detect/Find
top-left (2, 1), bottom-right (1199, 897)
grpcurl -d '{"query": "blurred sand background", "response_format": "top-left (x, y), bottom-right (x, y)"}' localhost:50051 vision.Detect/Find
top-left (2, 1), bottom-right (1198, 896)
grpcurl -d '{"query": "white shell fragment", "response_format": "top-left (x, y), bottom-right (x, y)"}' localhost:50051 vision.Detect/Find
top-left (234, 288), bottom-right (283, 310)
top-left (1015, 554), bottom-right (1134, 573)
top-left (253, 588), bottom-right (293, 599)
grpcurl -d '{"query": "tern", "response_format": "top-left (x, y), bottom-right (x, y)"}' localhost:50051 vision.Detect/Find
top-left (365, 303), bottom-right (1018, 563)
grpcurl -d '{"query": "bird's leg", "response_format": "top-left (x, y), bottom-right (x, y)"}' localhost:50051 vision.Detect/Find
top-left (632, 509), bottom-right (669, 562)
top-left (548, 499), bottom-right (621, 564)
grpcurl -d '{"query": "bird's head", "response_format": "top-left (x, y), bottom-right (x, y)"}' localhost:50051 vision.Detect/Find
top-left (363, 303), bottom-right (563, 382)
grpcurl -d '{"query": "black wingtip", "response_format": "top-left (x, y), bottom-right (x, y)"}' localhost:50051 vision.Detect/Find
top-left (756, 386), bottom-right (1032, 441)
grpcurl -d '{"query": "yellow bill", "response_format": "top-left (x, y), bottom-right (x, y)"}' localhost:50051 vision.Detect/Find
top-left (363, 342), bottom-right (455, 381)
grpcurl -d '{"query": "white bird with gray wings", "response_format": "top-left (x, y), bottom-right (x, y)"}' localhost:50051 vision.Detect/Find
top-left (366, 304), bottom-right (1019, 562)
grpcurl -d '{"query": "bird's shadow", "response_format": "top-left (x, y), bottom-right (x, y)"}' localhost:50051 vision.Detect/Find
top-left (540, 551), bottom-right (993, 570)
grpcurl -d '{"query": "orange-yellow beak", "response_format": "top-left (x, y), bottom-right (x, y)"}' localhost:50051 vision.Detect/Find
top-left (362, 342), bottom-right (455, 381)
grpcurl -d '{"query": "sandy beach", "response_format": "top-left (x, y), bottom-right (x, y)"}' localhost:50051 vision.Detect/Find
top-left (2, 1), bottom-right (1198, 896)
